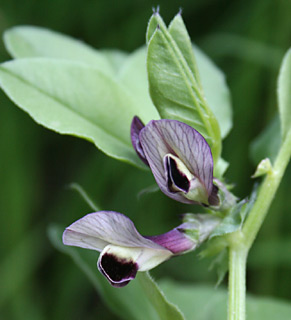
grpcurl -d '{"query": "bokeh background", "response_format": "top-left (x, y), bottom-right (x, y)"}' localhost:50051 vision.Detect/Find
top-left (1, 0), bottom-right (291, 319)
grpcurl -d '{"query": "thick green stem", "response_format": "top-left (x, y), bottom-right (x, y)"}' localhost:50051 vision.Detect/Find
top-left (227, 130), bottom-right (291, 320)
top-left (228, 245), bottom-right (247, 320)
top-left (243, 130), bottom-right (291, 250)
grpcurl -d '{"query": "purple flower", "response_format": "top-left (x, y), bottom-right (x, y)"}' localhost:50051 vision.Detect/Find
top-left (131, 117), bottom-right (219, 206)
top-left (63, 211), bottom-right (205, 287)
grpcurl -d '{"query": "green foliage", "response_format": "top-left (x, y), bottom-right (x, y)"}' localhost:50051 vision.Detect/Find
top-left (0, 58), bottom-right (148, 168)
top-left (278, 48), bottom-right (291, 140)
top-left (146, 13), bottom-right (222, 163)
top-left (250, 116), bottom-right (281, 165)
top-left (160, 281), bottom-right (291, 320)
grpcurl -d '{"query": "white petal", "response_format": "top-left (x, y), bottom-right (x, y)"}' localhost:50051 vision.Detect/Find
top-left (62, 211), bottom-right (166, 251)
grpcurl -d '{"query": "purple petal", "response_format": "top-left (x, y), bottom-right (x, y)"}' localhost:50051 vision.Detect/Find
top-left (139, 120), bottom-right (214, 203)
top-left (130, 116), bottom-right (149, 165)
top-left (146, 223), bottom-right (197, 254)
top-left (62, 211), bottom-right (165, 251)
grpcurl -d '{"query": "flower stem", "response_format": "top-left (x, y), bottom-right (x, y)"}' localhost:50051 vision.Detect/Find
top-left (227, 130), bottom-right (291, 320)
top-left (243, 130), bottom-right (291, 251)
top-left (228, 245), bottom-right (247, 320)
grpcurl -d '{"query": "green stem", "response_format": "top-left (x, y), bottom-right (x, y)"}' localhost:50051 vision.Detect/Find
top-left (243, 130), bottom-right (291, 250)
top-left (227, 130), bottom-right (291, 320)
top-left (228, 245), bottom-right (247, 320)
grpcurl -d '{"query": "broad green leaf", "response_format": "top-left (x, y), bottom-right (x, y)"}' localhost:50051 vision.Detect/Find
top-left (147, 14), bottom-right (222, 164)
top-left (278, 48), bottom-right (291, 140)
top-left (250, 116), bottom-right (281, 165)
top-left (0, 58), bottom-right (145, 168)
top-left (118, 47), bottom-right (160, 120)
top-left (138, 273), bottom-right (185, 320)
top-left (168, 13), bottom-right (202, 90)
top-left (49, 225), bottom-right (184, 320)
top-left (160, 281), bottom-right (291, 320)
top-left (194, 45), bottom-right (232, 139)
top-left (148, 13), bottom-right (232, 140)
top-left (4, 26), bottom-right (115, 76)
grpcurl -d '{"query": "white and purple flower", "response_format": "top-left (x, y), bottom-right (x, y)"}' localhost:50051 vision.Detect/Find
top-left (62, 211), bottom-right (218, 287)
top-left (131, 117), bottom-right (219, 206)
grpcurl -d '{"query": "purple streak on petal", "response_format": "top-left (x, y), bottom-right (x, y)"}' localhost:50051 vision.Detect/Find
top-left (63, 211), bottom-right (164, 251)
top-left (146, 223), bottom-right (196, 254)
top-left (98, 252), bottom-right (138, 287)
top-left (130, 116), bottom-right (149, 166)
top-left (139, 120), bottom-right (214, 203)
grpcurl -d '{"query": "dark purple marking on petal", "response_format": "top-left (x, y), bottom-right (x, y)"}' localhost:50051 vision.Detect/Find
top-left (208, 184), bottom-right (220, 206)
top-left (139, 119), bottom-right (214, 204)
top-left (98, 253), bottom-right (138, 288)
top-left (130, 116), bottom-right (149, 166)
top-left (164, 155), bottom-right (190, 193)
top-left (146, 224), bottom-right (196, 254)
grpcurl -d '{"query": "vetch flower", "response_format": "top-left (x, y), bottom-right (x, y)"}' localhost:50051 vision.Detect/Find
top-left (62, 211), bottom-right (215, 287)
top-left (131, 117), bottom-right (219, 206)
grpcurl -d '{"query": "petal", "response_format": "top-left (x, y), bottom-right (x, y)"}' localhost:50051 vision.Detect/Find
top-left (164, 154), bottom-right (191, 193)
top-left (97, 244), bottom-right (172, 287)
top-left (130, 116), bottom-right (149, 165)
top-left (146, 223), bottom-right (197, 254)
top-left (97, 245), bottom-right (138, 287)
top-left (62, 211), bottom-right (168, 251)
top-left (139, 119), bottom-right (214, 203)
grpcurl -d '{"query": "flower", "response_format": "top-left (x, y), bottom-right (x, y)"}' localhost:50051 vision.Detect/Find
top-left (131, 117), bottom-right (219, 206)
top-left (62, 211), bottom-right (216, 287)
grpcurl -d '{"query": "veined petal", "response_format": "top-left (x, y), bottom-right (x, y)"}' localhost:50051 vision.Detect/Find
top-left (63, 211), bottom-right (204, 287)
top-left (130, 116), bottom-right (149, 165)
top-left (62, 211), bottom-right (165, 251)
top-left (146, 223), bottom-right (198, 254)
top-left (139, 119), bottom-right (214, 203)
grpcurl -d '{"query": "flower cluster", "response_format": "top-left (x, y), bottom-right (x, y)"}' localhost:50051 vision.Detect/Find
top-left (63, 117), bottom-right (222, 287)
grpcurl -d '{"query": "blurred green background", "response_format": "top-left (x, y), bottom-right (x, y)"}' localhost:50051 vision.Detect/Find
top-left (1, 0), bottom-right (291, 319)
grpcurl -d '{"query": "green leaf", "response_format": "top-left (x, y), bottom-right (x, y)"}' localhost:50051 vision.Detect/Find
top-left (210, 186), bottom-right (257, 240)
top-left (138, 273), bottom-right (185, 320)
top-left (278, 48), bottom-right (291, 140)
top-left (147, 14), bottom-right (222, 164)
top-left (147, 14), bottom-right (232, 140)
top-left (194, 45), bottom-right (232, 139)
top-left (0, 58), bottom-right (144, 168)
top-left (250, 116), bottom-right (281, 165)
top-left (159, 281), bottom-right (291, 320)
top-left (48, 225), bottom-right (184, 320)
top-left (4, 26), bottom-right (115, 76)
top-left (168, 13), bottom-right (202, 89)
top-left (117, 47), bottom-right (160, 121)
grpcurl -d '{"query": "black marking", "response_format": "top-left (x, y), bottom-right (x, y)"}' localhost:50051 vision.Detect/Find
top-left (166, 156), bottom-right (190, 193)
top-left (100, 253), bottom-right (138, 285)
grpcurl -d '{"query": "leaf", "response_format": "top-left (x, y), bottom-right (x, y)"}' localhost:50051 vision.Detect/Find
top-left (194, 45), bottom-right (232, 139)
top-left (159, 281), bottom-right (291, 320)
top-left (117, 47), bottom-right (160, 121)
top-left (147, 14), bottom-right (223, 164)
top-left (278, 48), bottom-right (291, 140)
top-left (168, 13), bottom-right (201, 88)
top-left (249, 116), bottom-right (281, 165)
top-left (147, 14), bottom-right (232, 141)
top-left (210, 186), bottom-right (257, 239)
top-left (48, 225), bottom-right (184, 320)
top-left (0, 58), bottom-right (146, 168)
top-left (138, 273), bottom-right (185, 320)
top-left (4, 26), bottom-right (115, 76)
